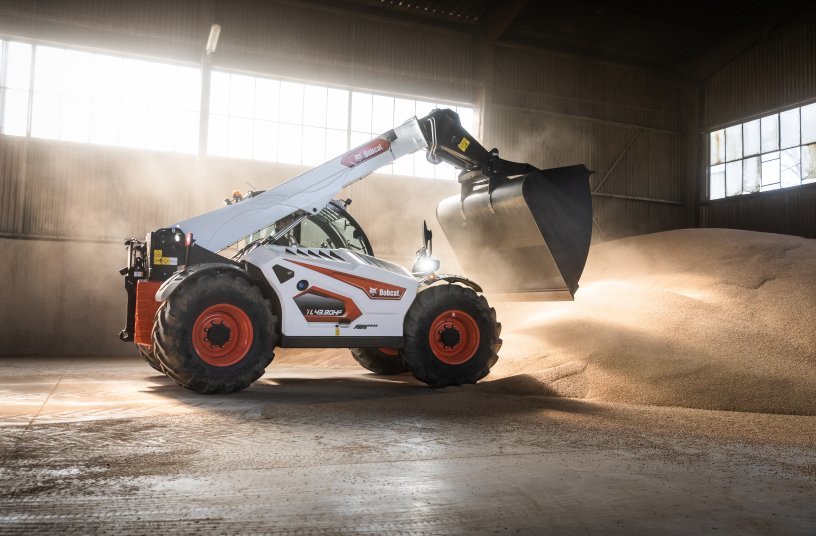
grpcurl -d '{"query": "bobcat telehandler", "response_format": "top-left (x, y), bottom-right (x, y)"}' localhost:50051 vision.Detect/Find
top-left (119, 109), bottom-right (592, 393)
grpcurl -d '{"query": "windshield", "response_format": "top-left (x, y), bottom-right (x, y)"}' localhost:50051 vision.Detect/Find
top-left (242, 201), bottom-right (373, 255)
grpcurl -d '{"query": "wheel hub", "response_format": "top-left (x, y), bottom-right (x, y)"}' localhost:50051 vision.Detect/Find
top-left (428, 309), bottom-right (480, 366)
top-left (439, 325), bottom-right (461, 348)
top-left (205, 321), bottom-right (231, 347)
top-left (192, 303), bottom-right (254, 367)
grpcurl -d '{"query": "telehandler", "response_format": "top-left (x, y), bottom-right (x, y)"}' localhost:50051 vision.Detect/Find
top-left (120, 109), bottom-right (592, 393)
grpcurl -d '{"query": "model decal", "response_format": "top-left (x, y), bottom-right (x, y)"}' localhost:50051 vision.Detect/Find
top-left (289, 260), bottom-right (405, 300)
top-left (293, 287), bottom-right (362, 323)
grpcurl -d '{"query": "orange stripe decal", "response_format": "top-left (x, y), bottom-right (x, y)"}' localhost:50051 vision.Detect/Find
top-left (289, 260), bottom-right (405, 300)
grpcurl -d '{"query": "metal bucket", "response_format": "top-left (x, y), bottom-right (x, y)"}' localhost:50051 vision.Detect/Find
top-left (436, 164), bottom-right (593, 301)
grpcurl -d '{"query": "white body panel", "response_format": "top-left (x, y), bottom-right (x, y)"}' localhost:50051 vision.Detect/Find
top-left (242, 245), bottom-right (419, 339)
top-left (175, 119), bottom-right (428, 252)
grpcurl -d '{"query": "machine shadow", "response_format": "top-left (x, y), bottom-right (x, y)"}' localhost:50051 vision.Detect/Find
top-left (144, 368), bottom-right (610, 422)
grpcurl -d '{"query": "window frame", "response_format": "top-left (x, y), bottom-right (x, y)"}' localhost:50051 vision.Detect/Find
top-left (706, 98), bottom-right (816, 202)
top-left (0, 34), bottom-right (479, 180)
top-left (0, 35), bottom-right (202, 153)
top-left (205, 64), bottom-right (476, 180)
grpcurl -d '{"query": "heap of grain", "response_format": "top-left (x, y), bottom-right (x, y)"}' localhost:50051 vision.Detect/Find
top-left (490, 228), bottom-right (816, 415)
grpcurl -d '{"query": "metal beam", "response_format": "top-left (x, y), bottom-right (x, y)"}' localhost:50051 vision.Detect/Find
top-left (492, 102), bottom-right (680, 135)
top-left (683, 0), bottom-right (816, 81)
top-left (276, 0), bottom-right (477, 35)
top-left (592, 129), bottom-right (641, 193)
top-left (591, 192), bottom-right (683, 206)
top-left (479, 0), bottom-right (530, 42)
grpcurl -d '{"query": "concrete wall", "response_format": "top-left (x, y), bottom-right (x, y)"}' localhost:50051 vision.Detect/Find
top-left (0, 0), bottom-right (685, 355)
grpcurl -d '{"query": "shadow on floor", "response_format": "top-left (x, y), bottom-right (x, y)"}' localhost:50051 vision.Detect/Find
top-left (144, 368), bottom-right (609, 424)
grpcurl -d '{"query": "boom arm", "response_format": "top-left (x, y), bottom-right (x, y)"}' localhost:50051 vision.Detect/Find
top-left (174, 109), bottom-right (534, 252)
top-left (175, 118), bottom-right (425, 252)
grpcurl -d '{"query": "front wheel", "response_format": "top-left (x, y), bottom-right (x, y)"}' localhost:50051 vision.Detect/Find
top-left (153, 270), bottom-right (277, 394)
top-left (399, 284), bottom-right (501, 387)
top-left (350, 347), bottom-right (408, 375)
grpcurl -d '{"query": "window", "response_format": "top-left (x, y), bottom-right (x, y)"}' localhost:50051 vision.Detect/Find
top-left (208, 69), bottom-right (474, 179)
top-left (0, 39), bottom-right (199, 153)
top-left (709, 102), bottom-right (816, 199)
top-left (0, 40), bottom-right (33, 136)
top-left (31, 46), bottom-right (200, 152)
top-left (208, 72), bottom-right (349, 165)
top-left (1, 38), bottom-right (476, 177)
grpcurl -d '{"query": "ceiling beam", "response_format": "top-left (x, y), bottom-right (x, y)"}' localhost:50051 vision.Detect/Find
top-left (479, 0), bottom-right (530, 42)
top-left (274, 0), bottom-right (476, 35)
top-left (683, 0), bottom-right (816, 81)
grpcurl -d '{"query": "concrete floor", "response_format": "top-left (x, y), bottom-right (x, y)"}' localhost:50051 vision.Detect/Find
top-left (0, 357), bottom-right (814, 535)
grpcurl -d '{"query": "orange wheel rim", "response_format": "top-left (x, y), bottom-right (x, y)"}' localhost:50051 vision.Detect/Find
top-left (428, 309), bottom-right (480, 365)
top-left (378, 347), bottom-right (399, 356)
top-left (192, 303), bottom-right (254, 367)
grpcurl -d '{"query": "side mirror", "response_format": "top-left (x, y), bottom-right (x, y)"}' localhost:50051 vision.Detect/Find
top-left (422, 220), bottom-right (433, 255)
top-left (412, 220), bottom-right (440, 276)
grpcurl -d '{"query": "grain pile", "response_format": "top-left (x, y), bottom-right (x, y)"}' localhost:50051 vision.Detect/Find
top-left (490, 228), bottom-right (816, 415)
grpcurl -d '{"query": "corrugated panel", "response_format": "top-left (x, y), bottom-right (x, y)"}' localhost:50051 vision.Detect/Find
top-left (700, 185), bottom-right (816, 238)
top-left (704, 20), bottom-right (816, 128)
top-left (216, 0), bottom-right (479, 103)
top-left (508, 0), bottom-right (774, 68)
top-left (3, 139), bottom-right (198, 241)
top-left (0, 137), bottom-right (26, 234)
top-left (592, 197), bottom-right (683, 242)
top-left (491, 44), bottom-right (683, 132)
top-left (0, 0), bottom-right (209, 61)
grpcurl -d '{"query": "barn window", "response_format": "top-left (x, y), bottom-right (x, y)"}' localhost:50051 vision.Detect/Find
top-left (207, 68), bottom-right (473, 179)
top-left (0, 39), bottom-right (200, 152)
top-left (0, 40), bottom-right (33, 136)
top-left (0, 39), bottom-right (474, 177)
top-left (29, 46), bottom-right (200, 152)
top-left (709, 102), bottom-right (816, 200)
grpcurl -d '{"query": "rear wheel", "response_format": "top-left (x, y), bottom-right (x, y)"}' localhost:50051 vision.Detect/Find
top-left (350, 347), bottom-right (408, 375)
top-left (138, 345), bottom-right (163, 373)
top-left (153, 270), bottom-right (277, 394)
top-left (400, 284), bottom-right (501, 387)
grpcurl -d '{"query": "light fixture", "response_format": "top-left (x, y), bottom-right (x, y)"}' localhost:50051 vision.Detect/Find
top-left (206, 24), bottom-right (221, 55)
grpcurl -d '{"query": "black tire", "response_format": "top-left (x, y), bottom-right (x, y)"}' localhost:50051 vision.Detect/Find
top-left (152, 270), bottom-right (277, 394)
top-left (350, 347), bottom-right (408, 375)
top-left (138, 345), bottom-right (164, 373)
top-left (400, 284), bottom-right (501, 387)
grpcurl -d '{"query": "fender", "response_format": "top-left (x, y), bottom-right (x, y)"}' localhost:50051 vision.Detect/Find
top-left (155, 263), bottom-right (252, 301)
top-left (420, 273), bottom-right (483, 293)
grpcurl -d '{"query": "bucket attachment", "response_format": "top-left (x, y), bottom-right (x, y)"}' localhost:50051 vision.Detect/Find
top-left (437, 164), bottom-right (593, 301)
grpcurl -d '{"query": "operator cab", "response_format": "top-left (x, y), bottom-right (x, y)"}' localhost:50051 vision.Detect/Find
top-left (243, 199), bottom-right (374, 256)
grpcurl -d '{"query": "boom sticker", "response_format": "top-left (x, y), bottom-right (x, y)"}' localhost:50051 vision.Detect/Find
top-left (340, 139), bottom-right (392, 167)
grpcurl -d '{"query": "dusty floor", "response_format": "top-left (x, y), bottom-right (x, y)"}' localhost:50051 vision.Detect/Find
top-left (0, 356), bottom-right (814, 535)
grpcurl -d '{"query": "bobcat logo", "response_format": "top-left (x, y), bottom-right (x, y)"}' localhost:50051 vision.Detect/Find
top-left (369, 287), bottom-right (378, 296)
